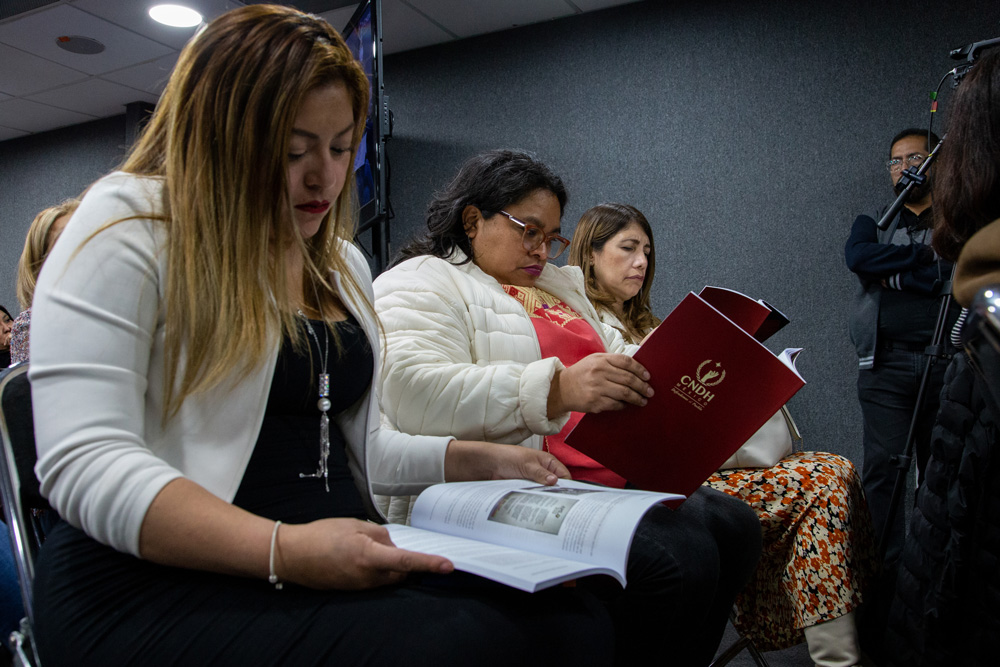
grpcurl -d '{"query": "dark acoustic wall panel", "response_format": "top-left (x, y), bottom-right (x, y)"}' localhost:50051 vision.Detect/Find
top-left (382, 0), bottom-right (1000, 464)
top-left (0, 115), bottom-right (126, 314)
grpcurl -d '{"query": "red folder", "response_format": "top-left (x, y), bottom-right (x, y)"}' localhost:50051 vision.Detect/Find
top-left (564, 291), bottom-right (805, 498)
top-left (698, 286), bottom-right (790, 342)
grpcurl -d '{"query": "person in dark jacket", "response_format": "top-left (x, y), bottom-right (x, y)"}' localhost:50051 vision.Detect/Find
top-left (885, 47), bottom-right (1000, 667)
top-left (845, 129), bottom-right (960, 576)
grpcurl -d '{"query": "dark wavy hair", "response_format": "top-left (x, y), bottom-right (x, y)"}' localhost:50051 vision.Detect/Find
top-left (932, 49), bottom-right (1000, 261)
top-left (568, 203), bottom-right (660, 343)
top-left (394, 149), bottom-right (568, 264)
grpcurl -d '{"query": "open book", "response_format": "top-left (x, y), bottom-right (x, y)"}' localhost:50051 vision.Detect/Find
top-left (385, 479), bottom-right (681, 593)
top-left (565, 287), bottom-right (805, 497)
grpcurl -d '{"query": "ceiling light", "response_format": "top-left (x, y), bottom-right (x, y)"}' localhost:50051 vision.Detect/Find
top-left (149, 4), bottom-right (203, 28)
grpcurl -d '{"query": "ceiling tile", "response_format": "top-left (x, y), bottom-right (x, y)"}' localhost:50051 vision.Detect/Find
top-left (570, 0), bottom-right (643, 11)
top-left (0, 4), bottom-right (174, 75)
top-left (406, 0), bottom-right (575, 39)
top-left (382, 0), bottom-right (455, 54)
top-left (318, 6), bottom-right (359, 34)
top-left (27, 77), bottom-right (157, 117)
top-left (70, 0), bottom-right (232, 50)
top-left (0, 125), bottom-right (30, 141)
top-left (0, 43), bottom-right (89, 96)
top-left (318, 3), bottom-right (452, 56)
top-left (100, 52), bottom-right (178, 96)
top-left (0, 98), bottom-right (96, 132)
top-left (0, 0), bottom-right (649, 135)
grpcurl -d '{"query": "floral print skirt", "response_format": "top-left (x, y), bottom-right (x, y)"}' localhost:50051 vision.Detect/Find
top-left (705, 451), bottom-right (877, 651)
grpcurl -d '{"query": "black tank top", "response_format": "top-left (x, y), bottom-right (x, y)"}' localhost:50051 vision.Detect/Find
top-left (232, 314), bottom-right (374, 522)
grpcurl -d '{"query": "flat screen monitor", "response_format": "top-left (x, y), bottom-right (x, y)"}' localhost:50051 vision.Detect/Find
top-left (341, 0), bottom-right (387, 234)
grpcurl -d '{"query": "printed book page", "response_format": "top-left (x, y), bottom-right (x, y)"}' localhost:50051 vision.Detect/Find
top-left (778, 348), bottom-right (804, 379)
top-left (386, 479), bottom-right (681, 592)
top-left (385, 524), bottom-right (616, 592)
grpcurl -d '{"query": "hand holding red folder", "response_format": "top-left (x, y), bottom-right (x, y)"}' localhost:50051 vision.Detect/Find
top-left (565, 288), bottom-right (804, 498)
top-left (549, 353), bottom-right (653, 415)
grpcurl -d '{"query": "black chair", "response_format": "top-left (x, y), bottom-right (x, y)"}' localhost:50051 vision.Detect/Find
top-left (709, 617), bottom-right (772, 667)
top-left (0, 363), bottom-right (46, 666)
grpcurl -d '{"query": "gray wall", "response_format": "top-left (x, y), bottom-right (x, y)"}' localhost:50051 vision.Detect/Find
top-left (0, 115), bottom-right (127, 310)
top-left (1, 0), bottom-right (998, 467)
top-left (382, 0), bottom-right (1000, 464)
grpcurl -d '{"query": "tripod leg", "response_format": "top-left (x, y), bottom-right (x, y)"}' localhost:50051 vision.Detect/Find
top-left (878, 290), bottom-right (955, 565)
top-left (859, 272), bottom-right (957, 663)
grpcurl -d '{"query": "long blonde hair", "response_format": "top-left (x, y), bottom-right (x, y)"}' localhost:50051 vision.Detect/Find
top-left (17, 198), bottom-right (80, 310)
top-left (118, 4), bottom-right (371, 416)
top-left (568, 203), bottom-right (660, 344)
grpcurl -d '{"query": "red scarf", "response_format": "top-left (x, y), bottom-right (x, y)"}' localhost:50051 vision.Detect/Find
top-left (503, 285), bottom-right (627, 488)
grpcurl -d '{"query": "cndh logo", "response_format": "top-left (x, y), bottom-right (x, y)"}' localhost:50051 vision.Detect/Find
top-left (678, 359), bottom-right (725, 405)
top-left (695, 360), bottom-right (725, 387)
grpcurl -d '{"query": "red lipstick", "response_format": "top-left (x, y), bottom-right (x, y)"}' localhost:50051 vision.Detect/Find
top-left (295, 200), bottom-right (330, 214)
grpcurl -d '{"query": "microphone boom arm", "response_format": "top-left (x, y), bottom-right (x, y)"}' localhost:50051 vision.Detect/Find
top-left (876, 137), bottom-right (945, 231)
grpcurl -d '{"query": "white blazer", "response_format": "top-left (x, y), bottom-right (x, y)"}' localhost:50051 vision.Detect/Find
top-left (30, 172), bottom-right (451, 556)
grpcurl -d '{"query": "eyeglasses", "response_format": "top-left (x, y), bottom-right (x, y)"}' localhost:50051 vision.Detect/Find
top-left (886, 153), bottom-right (926, 173)
top-left (498, 210), bottom-right (571, 259)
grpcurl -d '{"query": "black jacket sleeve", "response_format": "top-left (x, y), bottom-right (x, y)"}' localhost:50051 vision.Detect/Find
top-left (844, 213), bottom-right (949, 294)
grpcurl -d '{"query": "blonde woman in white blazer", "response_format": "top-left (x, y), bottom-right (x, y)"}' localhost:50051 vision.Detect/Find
top-left (26, 9), bottom-right (614, 666)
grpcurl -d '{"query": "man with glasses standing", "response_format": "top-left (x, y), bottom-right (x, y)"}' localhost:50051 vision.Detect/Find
top-left (845, 128), bottom-right (960, 655)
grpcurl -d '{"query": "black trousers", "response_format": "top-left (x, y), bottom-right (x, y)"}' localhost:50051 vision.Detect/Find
top-left (33, 521), bottom-right (612, 667)
top-left (34, 487), bottom-right (759, 667)
top-left (858, 347), bottom-right (949, 568)
top-left (587, 486), bottom-right (762, 666)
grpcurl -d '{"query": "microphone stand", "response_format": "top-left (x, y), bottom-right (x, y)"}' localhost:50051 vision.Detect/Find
top-left (874, 136), bottom-right (955, 566)
top-left (876, 137), bottom-right (944, 230)
top-left (863, 40), bottom-right (1000, 660)
top-left (865, 254), bottom-right (955, 664)
top-left (876, 266), bottom-right (955, 565)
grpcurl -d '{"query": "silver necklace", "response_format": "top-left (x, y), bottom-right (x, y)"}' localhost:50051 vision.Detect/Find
top-left (297, 310), bottom-right (331, 492)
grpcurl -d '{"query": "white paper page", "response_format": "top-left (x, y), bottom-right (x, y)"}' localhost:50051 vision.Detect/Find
top-left (778, 348), bottom-right (805, 380)
top-left (385, 524), bottom-right (619, 592)
top-left (408, 479), bottom-right (681, 581)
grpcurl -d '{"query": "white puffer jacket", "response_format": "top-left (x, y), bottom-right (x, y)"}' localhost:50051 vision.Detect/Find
top-left (373, 251), bottom-right (631, 522)
top-left (375, 251), bottom-right (636, 523)
top-left (374, 251), bottom-right (633, 446)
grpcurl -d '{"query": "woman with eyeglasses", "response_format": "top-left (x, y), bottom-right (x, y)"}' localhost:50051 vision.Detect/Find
top-left (373, 149), bottom-right (762, 667)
